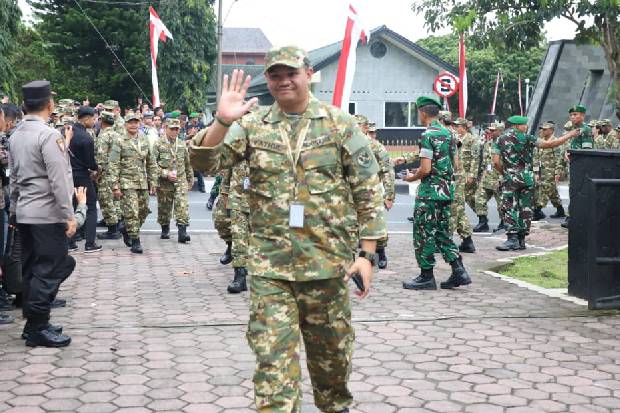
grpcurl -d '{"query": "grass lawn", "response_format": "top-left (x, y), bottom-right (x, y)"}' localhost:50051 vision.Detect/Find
top-left (495, 249), bottom-right (568, 289)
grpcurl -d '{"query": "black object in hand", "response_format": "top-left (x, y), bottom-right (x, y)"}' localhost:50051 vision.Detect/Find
top-left (351, 273), bottom-right (365, 292)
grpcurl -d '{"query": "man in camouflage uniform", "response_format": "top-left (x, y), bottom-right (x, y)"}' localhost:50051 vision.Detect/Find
top-left (95, 111), bottom-right (122, 240)
top-left (213, 167), bottom-right (234, 265)
top-left (595, 119), bottom-right (619, 149)
top-left (402, 96), bottom-right (471, 291)
top-left (225, 161), bottom-right (251, 293)
top-left (494, 115), bottom-right (579, 251)
top-left (153, 118), bottom-right (193, 243)
top-left (108, 113), bottom-right (158, 253)
top-left (102, 100), bottom-right (125, 135)
top-left (190, 46), bottom-right (386, 413)
top-left (532, 121), bottom-right (565, 221)
top-left (473, 123), bottom-right (505, 232)
top-left (448, 118), bottom-right (475, 253)
top-left (456, 116), bottom-right (478, 213)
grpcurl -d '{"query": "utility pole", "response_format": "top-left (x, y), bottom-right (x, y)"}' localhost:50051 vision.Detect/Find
top-left (525, 78), bottom-right (530, 112)
top-left (216, 0), bottom-right (223, 101)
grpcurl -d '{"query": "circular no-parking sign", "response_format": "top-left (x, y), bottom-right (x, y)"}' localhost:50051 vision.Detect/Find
top-left (433, 72), bottom-right (459, 98)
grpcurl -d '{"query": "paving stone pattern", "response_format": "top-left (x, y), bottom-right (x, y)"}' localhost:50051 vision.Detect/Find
top-left (1, 226), bottom-right (620, 413)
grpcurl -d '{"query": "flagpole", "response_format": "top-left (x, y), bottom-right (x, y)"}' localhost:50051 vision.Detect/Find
top-left (216, 0), bottom-right (223, 101)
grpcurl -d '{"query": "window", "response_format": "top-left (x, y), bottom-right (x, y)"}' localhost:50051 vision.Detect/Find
top-left (348, 102), bottom-right (356, 115)
top-left (384, 102), bottom-right (419, 128)
top-left (370, 41), bottom-right (387, 59)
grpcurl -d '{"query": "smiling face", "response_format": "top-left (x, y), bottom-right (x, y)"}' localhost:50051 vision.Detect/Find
top-left (125, 119), bottom-right (140, 135)
top-left (266, 65), bottom-right (313, 110)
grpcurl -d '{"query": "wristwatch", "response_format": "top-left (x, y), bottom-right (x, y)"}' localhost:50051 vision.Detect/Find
top-left (358, 250), bottom-right (377, 266)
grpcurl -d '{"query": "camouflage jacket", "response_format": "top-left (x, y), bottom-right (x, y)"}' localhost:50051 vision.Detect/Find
top-left (416, 119), bottom-right (456, 201)
top-left (153, 136), bottom-right (193, 191)
top-left (108, 131), bottom-right (158, 190)
top-left (370, 138), bottom-right (395, 201)
top-left (595, 130), bottom-right (619, 150)
top-left (190, 95), bottom-right (386, 282)
top-left (112, 116), bottom-right (125, 136)
top-left (533, 135), bottom-right (563, 181)
top-left (569, 124), bottom-right (594, 150)
top-left (493, 128), bottom-right (537, 189)
top-left (95, 127), bottom-right (121, 179)
top-left (223, 160), bottom-right (250, 212)
top-left (459, 132), bottom-right (477, 180)
top-left (477, 138), bottom-right (502, 191)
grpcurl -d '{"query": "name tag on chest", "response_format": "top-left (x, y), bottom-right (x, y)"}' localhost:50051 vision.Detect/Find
top-left (289, 203), bottom-right (304, 228)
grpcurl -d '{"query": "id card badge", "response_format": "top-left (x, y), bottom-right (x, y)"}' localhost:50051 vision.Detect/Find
top-left (289, 203), bottom-right (305, 228)
top-left (486, 164), bottom-right (493, 172)
top-left (243, 177), bottom-right (250, 190)
top-left (533, 166), bottom-right (540, 172)
top-left (582, 142), bottom-right (593, 149)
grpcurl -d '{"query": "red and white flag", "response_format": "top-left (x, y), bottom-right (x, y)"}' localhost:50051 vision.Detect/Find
top-left (458, 33), bottom-right (468, 118)
top-left (490, 70), bottom-right (501, 115)
top-left (332, 3), bottom-right (369, 110)
top-left (149, 6), bottom-right (173, 107)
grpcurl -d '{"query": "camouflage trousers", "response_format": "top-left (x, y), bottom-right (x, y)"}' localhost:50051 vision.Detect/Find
top-left (464, 181), bottom-right (477, 212)
top-left (534, 178), bottom-right (562, 209)
top-left (157, 184), bottom-right (190, 226)
top-left (474, 186), bottom-right (502, 218)
top-left (213, 196), bottom-right (231, 242)
top-left (413, 199), bottom-right (460, 270)
top-left (247, 276), bottom-right (354, 413)
top-left (120, 189), bottom-right (150, 238)
top-left (97, 178), bottom-right (120, 225)
top-left (231, 209), bottom-right (249, 268)
top-left (450, 176), bottom-right (472, 238)
top-left (501, 184), bottom-right (534, 235)
top-left (210, 174), bottom-right (222, 197)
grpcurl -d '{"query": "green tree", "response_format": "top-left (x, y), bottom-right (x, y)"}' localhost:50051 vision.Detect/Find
top-left (0, 0), bottom-right (22, 97)
top-left (413, 0), bottom-right (620, 119)
top-left (417, 34), bottom-right (545, 123)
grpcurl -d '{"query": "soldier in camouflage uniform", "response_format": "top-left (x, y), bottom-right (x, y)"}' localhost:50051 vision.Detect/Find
top-left (456, 117), bottom-right (478, 213)
top-left (473, 123), bottom-right (505, 232)
top-left (595, 119), bottom-right (619, 149)
top-left (494, 115), bottom-right (579, 251)
top-left (108, 113), bottom-right (158, 253)
top-left (401, 96), bottom-right (471, 291)
top-left (102, 100), bottom-right (125, 135)
top-left (448, 118), bottom-right (475, 253)
top-left (190, 46), bottom-right (386, 413)
top-left (226, 161), bottom-right (250, 293)
top-left (213, 167), bottom-right (233, 265)
top-left (532, 121), bottom-right (565, 220)
top-left (95, 111), bottom-right (122, 240)
top-left (153, 118), bottom-right (193, 243)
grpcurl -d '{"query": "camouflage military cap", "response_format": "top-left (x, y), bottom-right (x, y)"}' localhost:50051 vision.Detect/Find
top-left (453, 117), bottom-right (468, 126)
top-left (124, 112), bottom-right (140, 122)
top-left (563, 121), bottom-right (574, 131)
top-left (588, 119), bottom-right (598, 128)
top-left (264, 45), bottom-right (310, 72)
top-left (354, 114), bottom-right (369, 125)
top-left (58, 98), bottom-right (74, 107)
top-left (568, 104), bottom-right (586, 113)
top-left (438, 111), bottom-right (452, 122)
top-left (62, 106), bottom-right (75, 115)
top-left (368, 122), bottom-right (377, 132)
top-left (100, 111), bottom-right (115, 124)
top-left (416, 95), bottom-right (442, 108)
top-left (102, 100), bottom-right (119, 110)
top-left (539, 121), bottom-right (556, 129)
top-left (598, 119), bottom-right (612, 127)
top-left (165, 118), bottom-right (181, 128)
top-left (507, 115), bottom-right (528, 125)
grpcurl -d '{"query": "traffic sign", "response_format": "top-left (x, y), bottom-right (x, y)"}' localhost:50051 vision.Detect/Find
top-left (433, 72), bottom-right (459, 98)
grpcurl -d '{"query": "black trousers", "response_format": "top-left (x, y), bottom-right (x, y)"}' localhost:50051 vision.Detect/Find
top-left (19, 223), bottom-right (76, 326)
top-left (73, 176), bottom-right (97, 246)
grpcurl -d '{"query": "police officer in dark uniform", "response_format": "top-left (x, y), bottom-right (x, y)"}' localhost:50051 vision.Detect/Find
top-left (9, 80), bottom-right (77, 347)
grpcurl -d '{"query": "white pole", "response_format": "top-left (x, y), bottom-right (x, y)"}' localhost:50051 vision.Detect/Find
top-left (525, 78), bottom-right (530, 112)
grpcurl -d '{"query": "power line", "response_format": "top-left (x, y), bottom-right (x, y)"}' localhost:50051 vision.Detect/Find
top-left (71, 0), bottom-right (152, 104)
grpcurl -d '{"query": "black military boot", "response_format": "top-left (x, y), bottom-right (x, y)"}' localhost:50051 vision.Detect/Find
top-left (459, 236), bottom-right (476, 253)
top-left (377, 248), bottom-right (388, 269)
top-left (227, 267), bottom-right (248, 293)
top-left (532, 208), bottom-right (546, 221)
top-left (561, 217), bottom-right (570, 229)
top-left (493, 220), bottom-right (506, 233)
top-left (403, 268), bottom-right (437, 290)
top-left (496, 233), bottom-right (521, 251)
top-left (98, 224), bottom-right (122, 240)
top-left (177, 225), bottom-right (191, 243)
top-left (441, 257), bottom-right (472, 289)
top-left (130, 238), bottom-right (143, 254)
top-left (473, 215), bottom-right (489, 232)
top-left (550, 205), bottom-right (566, 218)
top-left (25, 324), bottom-right (71, 348)
top-left (518, 234), bottom-right (527, 250)
top-left (160, 225), bottom-right (170, 240)
top-left (206, 194), bottom-right (217, 211)
top-left (22, 323), bottom-right (63, 340)
top-left (118, 220), bottom-right (131, 247)
top-left (220, 242), bottom-right (233, 265)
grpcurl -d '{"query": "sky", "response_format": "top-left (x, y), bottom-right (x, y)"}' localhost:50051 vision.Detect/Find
top-left (19, 0), bottom-right (579, 49)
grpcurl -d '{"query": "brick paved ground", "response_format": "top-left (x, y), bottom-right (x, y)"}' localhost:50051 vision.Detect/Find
top-left (1, 224), bottom-right (620, 413)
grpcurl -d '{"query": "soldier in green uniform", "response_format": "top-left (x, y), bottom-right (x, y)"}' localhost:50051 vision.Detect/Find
top-left (108, 113), bottom-right (158, 253)
top-left (190, 46), bottom-right (386, 413)
top-left (102, 100), bottom-right (125, 135)
top-left (95, 111), bottom-right (122, 240)
top-left (153, 118), bottom-right (193, 243)
top-left (226, 161), bottom-right (250, 293)
top-left (401, 96), bottom-right (471, 291)
top-left (494, 116), bottom-right (579, 251)
top-left (532, 121), bottom-right (565, 220)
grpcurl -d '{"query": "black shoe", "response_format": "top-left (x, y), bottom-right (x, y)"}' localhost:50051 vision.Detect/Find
top-left (119, 221), bottom-right (131, 247)
top-left (532, 208), bottom-right (546, 221)
top-left (25, 326), bottom-right (71, 348)
top-left (98, 224), bottom-right (122, 240)
top-left (473, 215), bottom-right (489, 232)
top-left (407, 216), bottom-right (414, 223)
top-left (0, 313), bottom-right (14, 324)
top-left (177, 225), bottom-right (191, 243)
top-left (51, 298), bottom-right (66, 308)
top-left (22, 323), bottom-right (63, 340)
top-left (518, 234), bottom-right (527, 250)
top-left (403, 268), bottom-right (437, 290)
top-left (496, 233), bottom-right (521, 251)
top-left (459, 236), bottom-right (476, 253)
top-left (206, 195), bottom-right (216, 210)
top-left (227, 267), bottom-right (248, 293)
top-left (220, 242), bottom-right (233, 265)
top-left (97, 219), bottom-right (107, 227)
top-left (130, 238), bottom-right (143, 254)
top-left (561, 217), bottom-right (570, 229)
top-left (0, 288), bottom-right (13, 311)
top-left (68, 243), bottom-right (78, 252)
top-left (84, 243), bottom-right (102, 253)
top-left (160, 225), bottom-right (170, 240)
top-left (550, 205), bottom-right (566, 218)
top-left (493, 220), bottom-right (506, 233)
top-left (441, 257), bottom-right (472, 289)
top-left (377, 248), bottom-right (388, 269)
